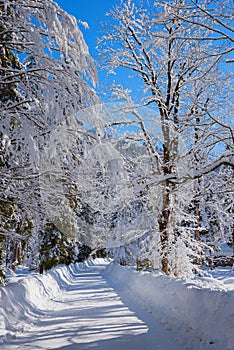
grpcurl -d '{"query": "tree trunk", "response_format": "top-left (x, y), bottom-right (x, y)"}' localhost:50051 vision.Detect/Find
top-left (11, 240), bottom-right (19, 273)
top-left (194, 115), bottom-right (203, 246)
top-left (158, 176), bottom-right (171, 275)
top-left (194, 183), bottom-right (202, 242)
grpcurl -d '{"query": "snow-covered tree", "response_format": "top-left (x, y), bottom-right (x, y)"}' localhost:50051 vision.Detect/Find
top-left (39, 222), bottom-right (80, 273)
top-left (168, 0), bottom-right (234, 62)
top-left (98, 0), bottom-right (233, 275)
top-left (0, 0), bottom-right (98, 277)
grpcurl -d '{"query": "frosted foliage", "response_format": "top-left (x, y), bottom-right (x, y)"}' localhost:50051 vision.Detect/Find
top-left (40, 102), bottom-right (193, 261)
top-left (1, 0), bottom-right (97, 123)
top-left (1, 0), bottom-right (98, 163)
top-left (39, 119), bottom-right (82, 237)
top-left (0, 0), bottom-right (98, 236)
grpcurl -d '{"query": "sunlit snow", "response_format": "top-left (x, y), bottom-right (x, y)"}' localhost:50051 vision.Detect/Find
top-left (1, 259), bottom-right (233, 350)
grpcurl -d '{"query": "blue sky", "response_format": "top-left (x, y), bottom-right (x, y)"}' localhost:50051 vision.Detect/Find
top-left (55, 0), bottom-right (124, 98)
top-left (54, 1), bottom-right (233, 104)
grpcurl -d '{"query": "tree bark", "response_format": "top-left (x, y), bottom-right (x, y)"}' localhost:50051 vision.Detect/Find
top-left (11, 240), bottom-right (19, 273)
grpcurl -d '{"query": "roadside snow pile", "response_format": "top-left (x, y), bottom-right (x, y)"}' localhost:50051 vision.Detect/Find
top-left (104, 263), bottom-right (234, 350)
top-left (0, 259), bottom-right (233, 350)
top-left (0, 263), bottom-right (85, 343)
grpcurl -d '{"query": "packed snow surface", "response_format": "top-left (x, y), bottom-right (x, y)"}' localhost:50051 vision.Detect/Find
top-left (0, 259), bottom-right (233, 349)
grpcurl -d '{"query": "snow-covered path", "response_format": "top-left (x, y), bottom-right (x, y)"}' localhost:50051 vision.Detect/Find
top-left (1, 260), bottom-right (183, 350)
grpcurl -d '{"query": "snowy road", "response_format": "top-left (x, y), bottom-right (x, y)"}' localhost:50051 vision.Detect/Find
top-left (1, 260), bottom-right (184, 350)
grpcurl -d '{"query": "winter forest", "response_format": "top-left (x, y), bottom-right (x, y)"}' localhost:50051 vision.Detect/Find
top-left (0, 0), bottom-right (233, 283)
top-left (0, 0), bottom-right (234, 349)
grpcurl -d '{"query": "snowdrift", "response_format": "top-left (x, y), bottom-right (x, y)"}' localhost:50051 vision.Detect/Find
top-left (104, 263), bottom-right (234, 350)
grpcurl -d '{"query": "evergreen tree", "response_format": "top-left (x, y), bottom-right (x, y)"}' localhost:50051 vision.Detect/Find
top-left (39, 222), bottom-right (79, 273)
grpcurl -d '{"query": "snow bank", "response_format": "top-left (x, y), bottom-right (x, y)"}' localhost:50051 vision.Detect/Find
top-left (0, 259), bottom-right (233, 350)
top-left (0, 262), bottom-right (86, 343)
top-left (104, 263), bottom-right (234, 350)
